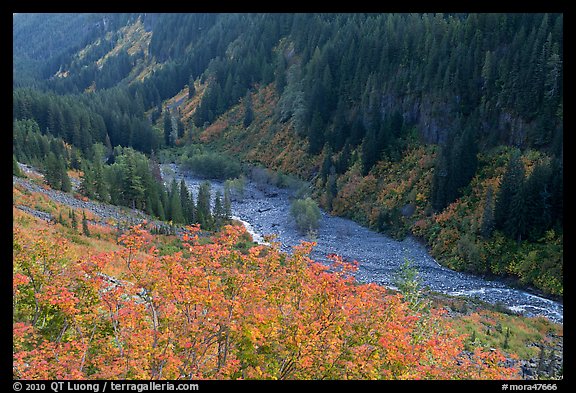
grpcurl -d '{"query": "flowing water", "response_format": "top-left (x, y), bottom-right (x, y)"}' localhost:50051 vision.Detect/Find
top-left (162, 163), bottom-right (563, 324)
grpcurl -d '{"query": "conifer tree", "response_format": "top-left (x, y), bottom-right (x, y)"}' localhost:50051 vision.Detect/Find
top-left (494, 150), bottom-right (525, 237)
top-left (213, 190), bottom-right (224, 229)
top-left (163, 109), bottom-right (173, 147)
top-left (82, 211), bottom-right (90, 237)
top-left (70, 209), bottom-right (77, 231)
top-left (168, 179), bottom-right (184, 224)
top-left (480, 186), bottom-right (495, 239)
top-left (196, 181), bottom-right (213, 230)
top-left (13, 155), bottom-right (23, 177)
top-left (223, 185), bottom-right (232, 220)
top-left (188, 76), bottom-right (196, 99)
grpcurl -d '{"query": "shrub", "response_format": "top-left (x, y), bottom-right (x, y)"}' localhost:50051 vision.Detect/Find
top-left (182, 151), bottom-right (241, 180)
top-left (290, 197), bottom-right (321, 235)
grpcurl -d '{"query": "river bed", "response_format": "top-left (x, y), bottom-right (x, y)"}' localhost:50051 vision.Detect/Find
top-left (162, 163), bottom-right (563, 324)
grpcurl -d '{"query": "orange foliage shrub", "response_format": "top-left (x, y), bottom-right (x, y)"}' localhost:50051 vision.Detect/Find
top-left (13, 224), bottom-right (517, 380)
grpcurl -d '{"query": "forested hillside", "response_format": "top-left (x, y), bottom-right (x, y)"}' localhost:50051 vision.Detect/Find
top-left (13, 13), bottom-right (562, 298)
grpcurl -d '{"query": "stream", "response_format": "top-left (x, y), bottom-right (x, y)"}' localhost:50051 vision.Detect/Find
top-left (162, 163), bottom-right (563, 324)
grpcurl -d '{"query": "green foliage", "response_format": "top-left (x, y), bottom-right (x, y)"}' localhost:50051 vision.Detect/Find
top-left (196, 181), bottom-right (214, 231)
top-left (181, 150), bottom-right (242, 180)
top-left (13, 156), bottom-right (23, 177)
top-left (43, 152), bottom-right (71, 192)
top-left (290, 197), bottom-right (321, 235)
top-left (224, 177), bottom-right (246, 202)
top-left (394, 259), bottom-right (429, 313)
top-left (69, 209), bottom-right (77, 231)
top-left (82, 211), bottom-right (90, 237)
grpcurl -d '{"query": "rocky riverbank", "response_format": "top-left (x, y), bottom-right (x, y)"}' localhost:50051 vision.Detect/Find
top-left (162, 163), bottom-right (563, 325)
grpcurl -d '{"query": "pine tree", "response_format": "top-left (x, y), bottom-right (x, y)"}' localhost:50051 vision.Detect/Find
top-left (70, 209), bottom-right (77, 231)
top-left (168, 179), bottom-right (184, 224)
top-left (494, 150), bottom-right (525, 237)
top-left (79, 161), bottom-right (96, 199)
top-left (507, 181), bottom-right (528, 243)
top-left (307, 111), bottom-right (325, 155)
top-left (480, 186), bottom-right (495, 239)
top-left (196, 181), bottom-right (213, 230)
top-left (524, 162), bottom-right (553, 241)
top-left (44, 152), bottom-right (62, 190)
top-left (223, 185), bottom-right (232, 220)
top-left (93, 160), bottom-right (110, 203)
top-left (179, 179), bottom-right (192, 224)
top-left (361, 128), bottom-right (378, 176)
top-left (177, 117), bottom-right (185, 140)
top-left (163, 108), bottom-right (173, 147)
top-left (82, 211), bottom-right (90, 237)
top-left (13, 155), bottom-right (23, 177)
top-left (60, 160), bottom-right (72, 192)
top-left (188, 76), bottom-right (196, 99)
top-left (213, 190), bottom-right (224, 229)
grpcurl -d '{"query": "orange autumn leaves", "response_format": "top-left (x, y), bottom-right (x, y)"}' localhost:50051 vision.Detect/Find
top-left (13, 224), bottom-right (517, 380)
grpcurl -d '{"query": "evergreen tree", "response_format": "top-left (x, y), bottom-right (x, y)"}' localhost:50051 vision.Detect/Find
top-left (480, 186), bottom-right (495, 239)
top-left (93, 160), bottom-right (110, 203)
top-left (361, 128), bottom-right (379, 176)
top-left (223, 185), bottom-right (232, 220)
top-left (44, 152), bottom-right (62, 190)
top-left (82, 210), bottom-right (90, 237)
top-left (43, 151), bottom-right (70, 192)
top-left (70, 209), bottom-right (77, 231)
top-left (79, 161), bottom-right (96, 199)
top-left (213, 190), bottom-right (224, 229)
top-left (169, 179), bottom-right (185, 224)
top-left (431, 144), bottom-right (450, 212)
top-left (177, 117), bottom-right (185, 140)
top-left (60, 160), bottom-right (72, 192)
top-left (307, 111), bottom-right (325, 155)
top-left (524, 162), bottom-right (553, 241)
top-left (163, 108), bottom-right (173, 147)
top-left (13, 155), bottom-right (23, 177)
top-left (123, 153), bottom-right (146, 210)
top-left (149, 150), bottom-right (163, 183)
top-left (179, 179), bottom-right (192, 224)
top-left (494, 150), bottom-right (525, 236)
top-left (507, 182), bottom-right (528, 242)
top-left (188, 76), bottom-right (196, 99)
top-left (196, 181), bottom-right (213, 230)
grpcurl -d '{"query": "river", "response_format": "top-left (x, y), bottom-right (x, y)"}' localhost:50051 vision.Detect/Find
top-left (162, 163), bottom-right (563, 324)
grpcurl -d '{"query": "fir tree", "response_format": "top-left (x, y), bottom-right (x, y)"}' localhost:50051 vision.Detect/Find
top-left (70, 209), bottom-right (78, 231)
top-left (164, 109), bottom-right (173, 147)
top-left (13, 155), bottom-right (23, 177)
top-left (494, 150), bottom-right (525, 239)
top-left (168, 179), bottom-right (184, 224)
top-left (188, 76), bottom-right (196, 99)
top-left (223, 186), bottom-right (232, 220)
top-left (82, 211), bottom-right (90, 237)
top-left (213, 190), bottom-right (224, 229)
top-left (196, 181), bottom-right (213, 230)
top-left (480, 186), bottom-right (495, 239)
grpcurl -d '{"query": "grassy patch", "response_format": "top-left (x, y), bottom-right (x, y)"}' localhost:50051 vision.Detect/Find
top-left (452, 309), bottom-right (561, 360)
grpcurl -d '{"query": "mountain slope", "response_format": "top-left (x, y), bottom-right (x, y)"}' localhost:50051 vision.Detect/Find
top-left (12, 13), bottom-right (563, 296)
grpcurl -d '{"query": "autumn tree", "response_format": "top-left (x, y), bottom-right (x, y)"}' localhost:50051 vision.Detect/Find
top-left (13, 223), bottom-right (518, 380)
